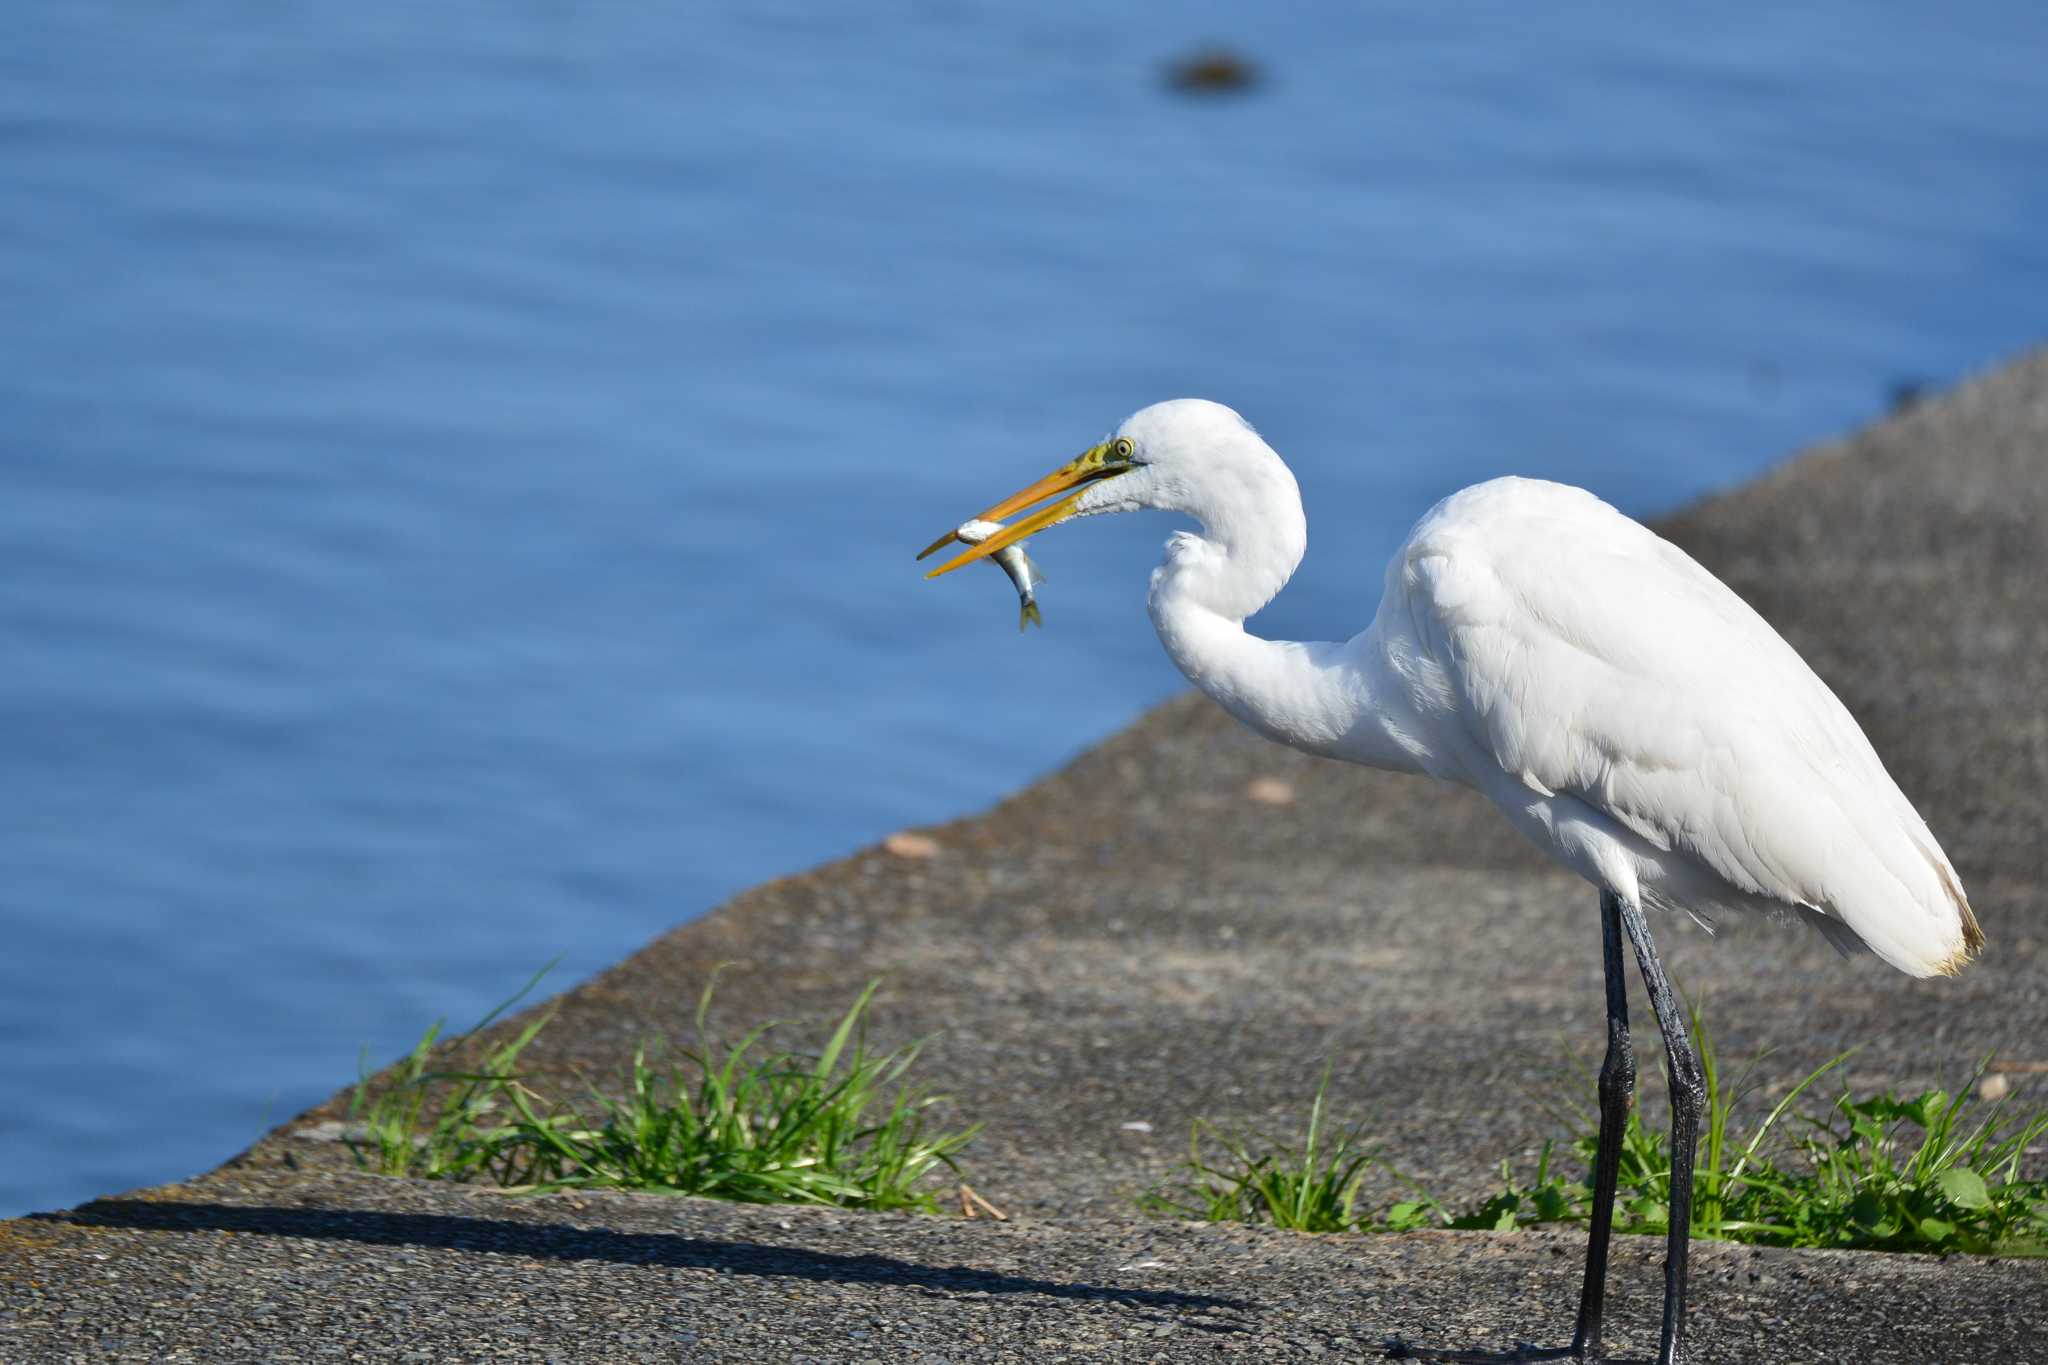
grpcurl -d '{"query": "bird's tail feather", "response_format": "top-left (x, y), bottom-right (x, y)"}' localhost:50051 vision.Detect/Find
top-left (1930, 858), bottom-right (1984, 976)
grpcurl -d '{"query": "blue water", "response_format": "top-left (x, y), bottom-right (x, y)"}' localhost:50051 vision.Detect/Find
top-left (5, 4), bottom-right (2046, 1218)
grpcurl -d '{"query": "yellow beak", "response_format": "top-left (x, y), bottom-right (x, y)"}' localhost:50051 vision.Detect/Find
top-left (918, 444), bottom-right (1129, 578)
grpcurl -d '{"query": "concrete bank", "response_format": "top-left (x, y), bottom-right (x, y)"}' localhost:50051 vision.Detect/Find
top-left (7, 352), bottom-right (2048, 1362)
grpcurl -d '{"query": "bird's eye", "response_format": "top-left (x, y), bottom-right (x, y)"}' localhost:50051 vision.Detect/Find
top-left (1112, 438), bottom-right (1135, 461)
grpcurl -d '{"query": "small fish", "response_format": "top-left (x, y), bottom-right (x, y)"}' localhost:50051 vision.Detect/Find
top-left (919, 518), bottom-right (1047, 630)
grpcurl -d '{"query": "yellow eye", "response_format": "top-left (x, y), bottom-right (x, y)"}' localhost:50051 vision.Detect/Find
top-left (1112, 438), bottom-right (1135, 460)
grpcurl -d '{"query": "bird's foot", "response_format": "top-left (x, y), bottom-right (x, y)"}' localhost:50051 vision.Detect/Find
top-left (1385, 1339), bottom-right (1614, 1363)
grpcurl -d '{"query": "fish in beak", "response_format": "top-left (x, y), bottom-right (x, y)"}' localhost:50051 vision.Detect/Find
top-left (925, 519), bottom-right (1046, 630)
top-left (917, 440), bottom-right (1137, 579)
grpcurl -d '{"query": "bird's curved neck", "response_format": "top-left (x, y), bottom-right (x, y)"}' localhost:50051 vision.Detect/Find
top-left (1144, 488), bottom-right (1422, 774)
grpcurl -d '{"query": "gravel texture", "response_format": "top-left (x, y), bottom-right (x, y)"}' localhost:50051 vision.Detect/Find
top-left (7, 350), bottom-right (2048, 1362)
top-left (8, 1167), bottom-right (2043, 1362)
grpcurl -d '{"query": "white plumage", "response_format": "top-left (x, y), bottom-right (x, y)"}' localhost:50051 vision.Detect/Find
top-left (1390, 478), bottom-right (1976, 977)
top-left (1086, 400), bottom-right (1980, 978)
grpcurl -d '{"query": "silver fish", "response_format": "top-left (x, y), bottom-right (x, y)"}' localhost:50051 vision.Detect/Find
top-left (919, 518), bottom-right (1046, 630)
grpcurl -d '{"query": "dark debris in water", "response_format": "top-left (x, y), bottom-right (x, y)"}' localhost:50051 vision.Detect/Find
top-left (1165, 47), bottom-right (1260, 95)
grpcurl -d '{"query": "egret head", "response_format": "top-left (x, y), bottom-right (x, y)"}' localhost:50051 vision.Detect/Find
top-left (919, 398), bottom-right (1285, 577)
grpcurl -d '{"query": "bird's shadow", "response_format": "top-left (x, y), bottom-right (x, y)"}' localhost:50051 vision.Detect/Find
top-left (45, 1199), bottom-right (1255, 1315)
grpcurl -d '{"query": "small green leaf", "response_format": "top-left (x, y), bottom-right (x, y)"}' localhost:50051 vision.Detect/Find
top-left (1908, 1091), bottom-right (1950, 1129)
top-left (1915, 1216), bottom-right (1955, 1243)
top-left (1937, 1168), bottom-right (1992, 1210)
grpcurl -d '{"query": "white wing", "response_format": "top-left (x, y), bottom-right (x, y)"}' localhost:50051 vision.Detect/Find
top-left (1393, 478), bottom-right (1978, 978)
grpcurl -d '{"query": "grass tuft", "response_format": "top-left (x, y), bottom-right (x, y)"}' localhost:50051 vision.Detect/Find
top-left (1138, 1069), bottom-right (1375, 1232)
top-left (1143, 1009), bottom-right (2048, 1257)
top-left (346, 962), bottom-right (557, 1182)
top-left (348, 973), bottom-right (979, 1212)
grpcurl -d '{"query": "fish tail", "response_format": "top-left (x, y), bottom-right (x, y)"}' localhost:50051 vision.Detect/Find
top-left (1019, 599), bottom-right (1043, 631)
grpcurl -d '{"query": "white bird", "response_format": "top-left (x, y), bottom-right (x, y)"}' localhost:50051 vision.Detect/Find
top-left (922, 399), bottom-right (1981, 1365)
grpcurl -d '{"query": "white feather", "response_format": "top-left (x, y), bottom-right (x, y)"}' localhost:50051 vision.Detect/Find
top-left (1093, 401), bottom-right (1979, 979)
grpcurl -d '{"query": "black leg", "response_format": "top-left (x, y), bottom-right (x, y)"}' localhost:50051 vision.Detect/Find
top-left (1571, 892), bottom-right (1636, 1361)
top-left (1386, 893), bottom-right (1639, 1365)
top-left (1617, 897), bottom-right (1702, 1365)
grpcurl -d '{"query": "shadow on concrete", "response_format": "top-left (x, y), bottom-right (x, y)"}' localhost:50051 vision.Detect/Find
top-left (50, 1199), bottom-right (1257, 1314)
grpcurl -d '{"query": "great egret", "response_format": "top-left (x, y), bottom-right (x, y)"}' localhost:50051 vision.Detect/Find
top-left (921, 399), bottom-right (1981, 1365)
